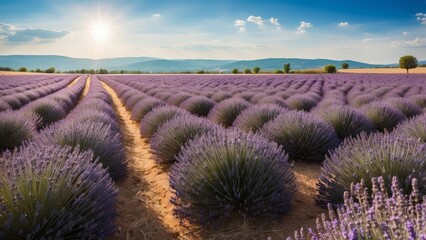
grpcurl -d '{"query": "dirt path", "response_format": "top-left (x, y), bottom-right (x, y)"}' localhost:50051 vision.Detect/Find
top-left (102, 82), bottom-right (184, 240)
top-left (81, 76), bottom-right (90, 97)
top-left (66, 76), bottom-right (81, 88)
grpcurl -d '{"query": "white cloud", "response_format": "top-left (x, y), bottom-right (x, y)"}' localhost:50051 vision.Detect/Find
top-left (392, 37), bottom-right (426, 48)
top-left (247, 15), bottom-right (265, 26)
top-left (0, 23), bottom-right (71, 43)
top-left (234, 20), bottom-right (246, 32)
top-left (296, 21), bottom-right (312, 34)
top-left (416, 13), bottom-right (426, 25)
top-left (269, 17), bottom-right (281, 27)
top-left (234, 20), bottom-right (245, 27)
top-left (153, 13), bottom-right (161, 18)
top-left (362, 38), bottom-right (375, 43)
top-left (402, 31), bottom-right (410, 36)
top-left (338, 22), bottom-right (349, 27)
top-left (234, 16), bottom-right (281, 32)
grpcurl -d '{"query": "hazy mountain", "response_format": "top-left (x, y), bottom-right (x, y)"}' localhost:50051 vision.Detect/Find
top-left (0, 55), bottom-right (158, 71)
top-left (221, 58), bottom-right (384, 70)
top-left (0, 55), bottom-right (414, 72)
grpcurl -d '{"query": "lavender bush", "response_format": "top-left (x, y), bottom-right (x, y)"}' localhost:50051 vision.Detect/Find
top-left (314, 105), bottom-right (375, 140)
top-left (289, 177), bottom-right (426, 240)
top-left (150, 115), bottom-right (221, 163)
top-left (286, 95), bottom-right (318, 111)
top-left (394, 114), bottom-right (426, 142)
top-left (233, 104), bottom-right (286, 133)
top-left (0, 144), bottom-right (116, 239)
top-left (25, 99), bottom-right (67, 128)
top-left (316, 132), bottom-right (426, 207)
top-left (0, 111), bottom-right (39, 151)
top-left (361, 102), bottom-right (406, 132)
top-left (386, 97), bottom-right (422, 118)
top-left (180, 96), bottom-right (216, 117)
top-left (208, 98), bottom-right (251, 127)
top-left (170, 129), bottom-right (295, 225)
top-left (166, 92), bottom-right (192, 106)
top-left (261, 111), bottom-right (339, 162)
top-left (38, 121), bottom-right (127, 180)
top-left (140, 106), bottom-right (189, 139)
top-left (130, 97), bottom-right (166, 121)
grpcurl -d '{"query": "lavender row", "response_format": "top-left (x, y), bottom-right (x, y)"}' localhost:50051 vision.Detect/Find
top-left (0, 74), bottom-right (69, 91)
top-left (34, 75), bottom-right (127, 180)
top-left (101, 77), bottom-right (297, 225)
top-left (0, 76), bottom-right (87, 151)
top-left (102, 74), bottom-right (426, 230)
top-left (0, 75), bottom-right (79, 111)
top-left (0, 75), bottom-right (119, 239)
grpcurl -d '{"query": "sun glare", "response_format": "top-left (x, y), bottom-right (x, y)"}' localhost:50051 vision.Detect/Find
top-left (90, 21), bottom-right (111, 44)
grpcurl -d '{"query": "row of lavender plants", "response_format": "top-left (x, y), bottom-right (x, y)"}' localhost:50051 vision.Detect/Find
top-left (0, 75), bottom-right (64, 91)
top-left (0, 76), bottom-right (87, 151)
top-left (101, 76), bottom-right (297, 226)
top-left (0, 76), bottom-right (126, 239)
top-left (103, 74), bottom-right (426, 238)
top-left (0, 75), bottom-right (78, 111)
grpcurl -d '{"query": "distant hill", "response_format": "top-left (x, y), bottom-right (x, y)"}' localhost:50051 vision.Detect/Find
top-left (220, 58), bottom-right (382, 71)
top-left (0, 55), bottom-right (158, 71)
top-left (0, 55), bottom-right (416, 72)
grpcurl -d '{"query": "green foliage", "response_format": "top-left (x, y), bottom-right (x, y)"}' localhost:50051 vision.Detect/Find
top-left (232, 68), bottom-right (239, 74)
top-left (18, 67), bottom-right (27, 72)
top-left (341, 63), bottom-right (349, 69)
top-left (98, 68), bottom-right (108, 74)
top-left (196, 70), bottom-right (204, 74)
top-left (0, 67), bottom-right (13, 71)
top-left (284, 63), bottom-right (290, 73)
top-left (399, 55), bottom-right (418, 73)
top-left (252, 66), bottom-right (260, 73)
top-left (274, 69), bottom-right (284, 74)
top-left (35, 68), bottom-right (42, 73)
top-left (244, 68), bottom-right (252, 74)
top-left (45, 67), bottom-right (55, 73)
top-left (324, 64), bottom-right (337, 73)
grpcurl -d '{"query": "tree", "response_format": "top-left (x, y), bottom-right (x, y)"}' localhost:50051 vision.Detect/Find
top-left (341, 63), bottom-right (349, 69)
top-left (196, 70), bottom-right (205, 74)
top-left (399, 55), bottom-right (418, 73)
top-left (45, 67), bottom-right (55, 73)
top-left (324, 65), bottom-right (337, 73)
top-left (232, 68), bottom-right (239, 74)
top-left (18, 67), bottom-right (27, 72)
top-left (274, 69), bottom-right (284, 74)
top-left (284, 63), bottom-right (290, 73)
top-left (35, 68), bottom-right (42, 73)
top-left (98, 68), bottom-right (109, 74)
top-left (244, 69), bottom-right (252, 74)
top-left (252, 66), bottom-right (260, 74)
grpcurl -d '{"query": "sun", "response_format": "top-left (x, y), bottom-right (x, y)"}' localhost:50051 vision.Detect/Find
top-left (90, 21), bottom-right (111, 44)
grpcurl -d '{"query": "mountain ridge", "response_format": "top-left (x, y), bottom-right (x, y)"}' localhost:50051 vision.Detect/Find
top-left (0, 55), bottom-right (420, 72)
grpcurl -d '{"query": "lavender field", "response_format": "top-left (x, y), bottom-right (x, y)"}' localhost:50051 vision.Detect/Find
top-left (2, 73), bottom-right (426, 239)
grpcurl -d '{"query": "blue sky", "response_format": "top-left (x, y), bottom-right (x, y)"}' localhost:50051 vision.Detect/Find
top-left (0, 0), bottom-right (425, 63)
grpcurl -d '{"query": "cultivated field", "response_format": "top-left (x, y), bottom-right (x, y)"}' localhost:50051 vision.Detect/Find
top-left (1, 73), bottom-right (426, 239)
top-left (339, 67), bottom-right (426, 74)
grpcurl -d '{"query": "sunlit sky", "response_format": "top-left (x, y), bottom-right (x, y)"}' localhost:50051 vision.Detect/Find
top-left (0, 0), bottom-right (425, 63)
